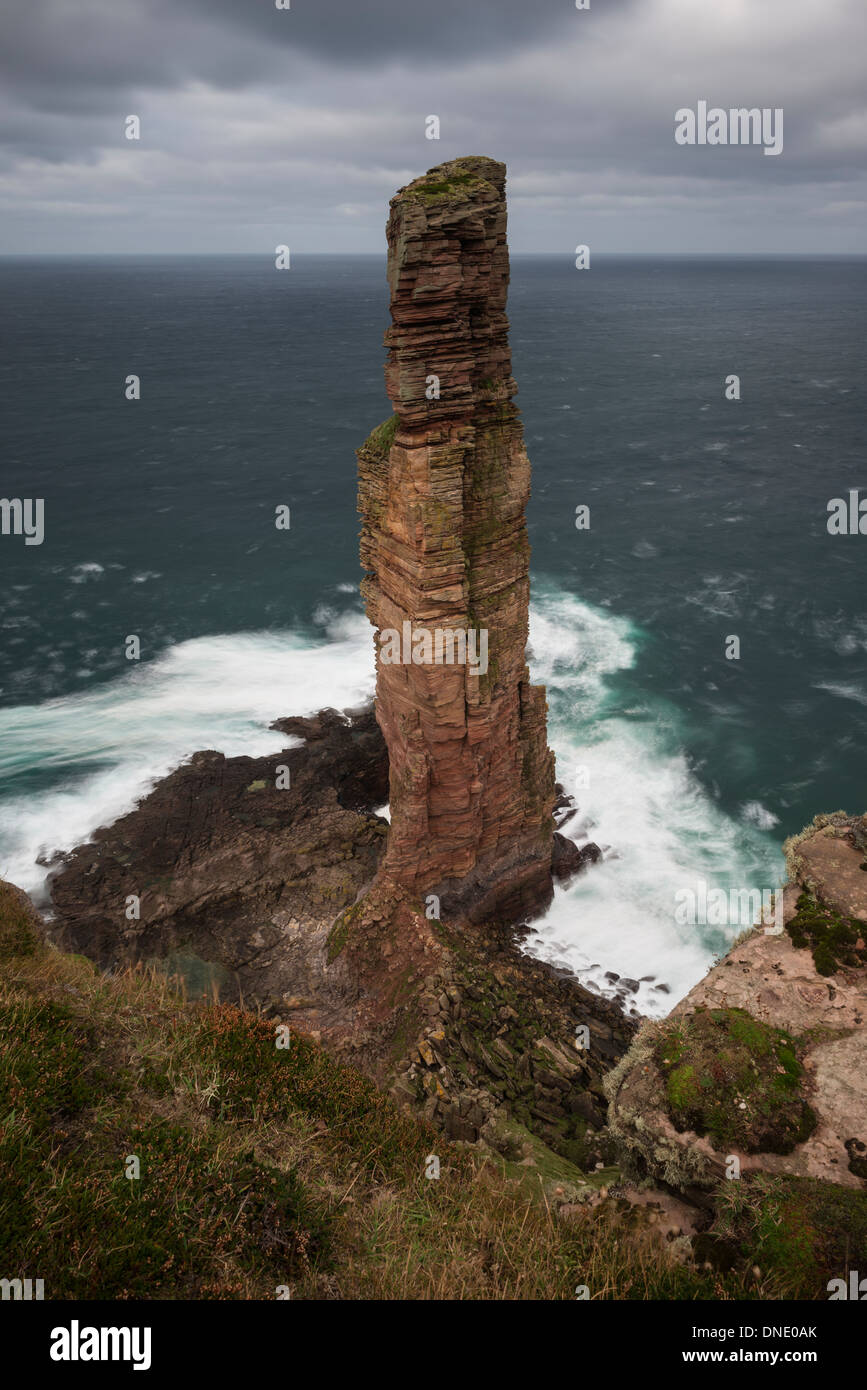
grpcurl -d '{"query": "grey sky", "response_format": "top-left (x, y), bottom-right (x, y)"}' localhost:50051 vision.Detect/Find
top-left (0, 0), bottom-right (865, 254)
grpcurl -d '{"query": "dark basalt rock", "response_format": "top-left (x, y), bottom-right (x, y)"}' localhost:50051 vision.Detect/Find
top-left (552, 831), bottom-right (603, 885)
top-left (49, 705), bottom-right (390, 1007)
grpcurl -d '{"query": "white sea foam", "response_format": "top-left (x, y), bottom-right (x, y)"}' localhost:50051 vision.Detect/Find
top-left (814, 680), bottom-right (867, 707)
top-left (0, 588), bottom-right (784, 1014)
top-left (523, 587), bottom-right (784, 1015)
top-left (69, 562), bottom-right (104, 584)
top-left (0, 618), bottom-right (374, 899)
top-left (741, 800), bottom-right (780, 830)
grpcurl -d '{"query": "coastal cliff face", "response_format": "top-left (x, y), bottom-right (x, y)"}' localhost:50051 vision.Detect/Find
top-left (358, 156), bottom-right (555, 922)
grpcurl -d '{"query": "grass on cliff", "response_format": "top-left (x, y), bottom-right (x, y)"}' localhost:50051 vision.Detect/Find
top-left (411, 171), bottom-right (482, 200)
top-left (655, 1007), bottom-right (816, 1154)
top-left (705, 1174), bottom-right (867, 1299)
top-left (0, 881), bottom-right (758, 1302)
top-left (4, 885), bottom-right (858, 1301)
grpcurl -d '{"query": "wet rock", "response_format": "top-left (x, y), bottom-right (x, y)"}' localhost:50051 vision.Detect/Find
top-left (552, 833), bottom-right (603, 885)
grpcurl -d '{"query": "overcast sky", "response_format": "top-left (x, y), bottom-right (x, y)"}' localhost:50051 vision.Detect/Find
top-left (1, 0), bottom-right (865, 255)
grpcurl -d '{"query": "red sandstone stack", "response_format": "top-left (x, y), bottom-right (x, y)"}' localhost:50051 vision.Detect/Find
top-left (358, 156), bottom-right (555, 922)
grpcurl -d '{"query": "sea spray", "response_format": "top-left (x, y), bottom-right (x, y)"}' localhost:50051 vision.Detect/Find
top-left (523, 584), bottom-right (785, 1015)
top-left (0, 615), bottom-right (374, 898)
top-left (0, 586), bottom-right (784, 1011)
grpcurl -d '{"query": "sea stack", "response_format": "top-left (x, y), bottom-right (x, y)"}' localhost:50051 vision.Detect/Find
top-left (358, 156), bottom-right (556, 923)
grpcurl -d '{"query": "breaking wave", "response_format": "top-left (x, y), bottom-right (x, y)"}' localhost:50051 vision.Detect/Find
top-left (0, 584), bottom-right (783, 1012)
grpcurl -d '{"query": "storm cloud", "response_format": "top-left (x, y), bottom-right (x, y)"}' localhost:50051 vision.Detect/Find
top-left (0, 0), bottom-right (864, 253)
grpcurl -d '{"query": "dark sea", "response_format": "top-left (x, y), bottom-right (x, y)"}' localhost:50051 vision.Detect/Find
top-left (1, 254), bottom-right (865, 1010)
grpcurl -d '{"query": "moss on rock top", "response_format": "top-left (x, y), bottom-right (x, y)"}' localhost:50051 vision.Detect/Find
top-left (787, 889), bottom-right (866, 976)
top-left (360, 414), bottom-right (398, 461)
top-left (655, 1006), bottom-right (816, 1154)
top-left (398, 156), bottom-right (504, 204)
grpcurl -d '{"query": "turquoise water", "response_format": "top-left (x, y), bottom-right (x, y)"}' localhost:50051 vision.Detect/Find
top-left (1, 254), bottom-right (864, 1008)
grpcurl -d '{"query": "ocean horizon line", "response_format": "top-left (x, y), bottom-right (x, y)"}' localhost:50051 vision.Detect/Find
top-left (1, 250), bottom-right (865, 261)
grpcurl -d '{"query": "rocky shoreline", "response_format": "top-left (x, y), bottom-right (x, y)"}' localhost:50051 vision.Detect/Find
top-left (45, 700), bottom-right (632, 1170)
top-left (44, 688), bottom-right (867, 1231)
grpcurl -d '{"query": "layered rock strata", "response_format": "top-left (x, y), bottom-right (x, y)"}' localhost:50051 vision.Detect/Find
top-left (358, 156), bottom-right (556, 923)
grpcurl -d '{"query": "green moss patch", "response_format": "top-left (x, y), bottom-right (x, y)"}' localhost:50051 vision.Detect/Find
top-left (413, 172), bottom-right (480, 199)
top-left (655, 1007), bottom-right (816, 1154)
top-left (361, 414), bottom-right (398, 461)
top-left (710, 1174), bottom-right (867, 1298)
top-left (326, 902), bottom-right (359, 962)
top-left (787, 889), bottom-right (866, 976)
